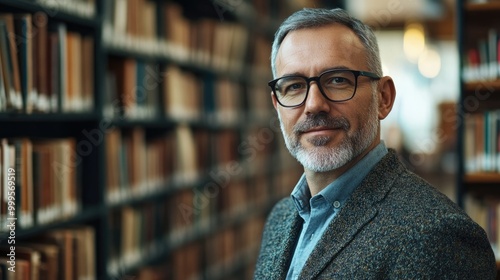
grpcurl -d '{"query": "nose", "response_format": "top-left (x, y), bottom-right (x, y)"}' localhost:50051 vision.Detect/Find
top-left (304, 82), bottom-right (331, 115)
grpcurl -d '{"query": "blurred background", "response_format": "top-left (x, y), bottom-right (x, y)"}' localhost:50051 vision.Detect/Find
top-left (1, 0), bottom-right (499, 279)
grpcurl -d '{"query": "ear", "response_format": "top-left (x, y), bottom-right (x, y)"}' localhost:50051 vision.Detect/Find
top-left (271, 92), bottom-right (279, 110)
top-left (376, 76), bottom-right (396, 120)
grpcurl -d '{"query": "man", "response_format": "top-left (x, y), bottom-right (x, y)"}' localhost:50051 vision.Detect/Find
top-left (254, 8), bottom-right (496, 279)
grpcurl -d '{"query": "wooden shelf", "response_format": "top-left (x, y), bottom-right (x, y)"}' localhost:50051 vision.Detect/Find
top-left (0, 0), bottom-right (98, 26)
top-left (464, 172), bottom-right (500, 183)
top-left (0, 205), bottom-right (104, 240)
top-left (464, 80), bottom-right (500, 91)
top-left (0, 0), bottom-right (294, 278)
top-left (0, 112), bottom-right (100, 122)
top-left (465, 1), bottom-right (500, 12)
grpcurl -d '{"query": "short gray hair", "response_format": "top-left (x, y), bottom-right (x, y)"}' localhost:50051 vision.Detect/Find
top-left (270, 8), bottom-right (382, 78)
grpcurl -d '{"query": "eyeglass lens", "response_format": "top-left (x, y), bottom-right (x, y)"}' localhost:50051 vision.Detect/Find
top-left (273, 70), bottom-right (357, 106)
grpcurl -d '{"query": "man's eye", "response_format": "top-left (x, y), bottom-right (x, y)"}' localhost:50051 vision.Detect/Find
top-left (330, 77), bottom-right (348, 84)
top-left (288, 83), bottom-right (305, 90)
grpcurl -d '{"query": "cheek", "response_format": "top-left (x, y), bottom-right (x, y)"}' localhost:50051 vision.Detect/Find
top-left (278, 109), bottom-right (299, 132)
top-left (344, 107), bottom-right (370, 133)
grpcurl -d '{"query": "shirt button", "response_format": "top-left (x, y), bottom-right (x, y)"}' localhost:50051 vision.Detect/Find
top-left (333, 201), bottom-right (341, 208)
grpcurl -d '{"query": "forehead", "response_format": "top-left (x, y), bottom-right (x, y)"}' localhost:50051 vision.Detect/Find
top-left (275, 24), bottom-right (367, 76)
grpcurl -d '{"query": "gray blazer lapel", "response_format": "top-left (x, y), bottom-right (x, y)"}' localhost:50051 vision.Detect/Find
top-left (299, 202), bottom-right (379, 279)
top-left (255, 198), bottom-right (303, 279)
top-left (274, 212), bottom-right (303, 278)
top-left (298, 150), bottom-right (403, 279)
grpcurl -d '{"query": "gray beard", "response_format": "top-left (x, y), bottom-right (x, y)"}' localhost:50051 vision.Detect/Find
top-left (278, 99), bottom-right (379, 173)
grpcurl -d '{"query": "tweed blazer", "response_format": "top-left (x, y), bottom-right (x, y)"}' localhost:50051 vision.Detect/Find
top-left (255, 149), bottom-right (496, 279)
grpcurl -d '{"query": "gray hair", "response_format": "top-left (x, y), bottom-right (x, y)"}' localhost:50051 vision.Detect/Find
top-left (270, 8), bottom-right (382, 78)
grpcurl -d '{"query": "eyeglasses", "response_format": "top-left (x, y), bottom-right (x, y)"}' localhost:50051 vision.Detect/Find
top-left (268, 69), bottom-right (381, 108)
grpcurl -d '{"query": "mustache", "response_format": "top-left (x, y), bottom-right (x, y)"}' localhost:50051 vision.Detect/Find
top-left (293, 113), bottom-right (350, 134)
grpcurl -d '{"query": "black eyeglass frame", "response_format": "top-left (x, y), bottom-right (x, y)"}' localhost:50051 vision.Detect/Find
top-left (268, 69), bottom-right (381, 108)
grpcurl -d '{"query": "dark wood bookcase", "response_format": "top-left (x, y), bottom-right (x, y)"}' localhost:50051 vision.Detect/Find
top-left (457, 0), bottom-right (500, 268)
top-left (0, 0), bottom-right (304, 278)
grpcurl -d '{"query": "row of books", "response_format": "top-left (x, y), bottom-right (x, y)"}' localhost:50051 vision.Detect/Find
top-left (168, 217), bottom-right (263, 279)
top-left (105, 59), bottom-right (254, 123)
top-left (463, 29), bottom-right (500, 82)
top-left (108, 200), bottom-right (266, 280)
top-left (0, 138), bottom-right (80, 232)
top-left (0, 13), bottom-right (94, 113)
top-left (0, 133), bottom-right (292, 239)
top-left (104, 123), bottom-right (285, 206)
top-left (105, 57), bottom-right (160, 120)
top-left (103, 1), bottom-right (250, 73)
top-left (163, 66), bottom-right (255, 124)
top-left (103, 126), bottom-right (205, 204)
top-left (0, 226), bottom-right (95, 280)
top-left (108, 203), bottom-right (168, 275)
top-left (464, 111), bottom-right (500, 173)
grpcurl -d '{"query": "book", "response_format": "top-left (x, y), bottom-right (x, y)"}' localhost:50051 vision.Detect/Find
top-left (34, 12), bottom-right (50, 112)
top-left (35, 226), bottom-right (96, 279)
top-left (14, 14), bottom-right (35, 114)
top-left (104, 0), bottom-right (158, 53)
top-left (107, 57), bottom-right (137, 117)
top-left (0, 246), bottom-right (41, 280)
top-left (0, 19), bottom-right (19, 111)
top-left (106, 128), bottom-right (174, 204)
top-left (175, 124), bottom-right (199, 182)
top-left (29, 138), bottom-right (80, 226)
top-left (163, 65), bottom-right (202, 121)
top-left (0, 14), bottom-right (22, 111)
top-left (0, 36), bottom-right (6, 111)
top-left (19, 243), bottom-right (59, 280)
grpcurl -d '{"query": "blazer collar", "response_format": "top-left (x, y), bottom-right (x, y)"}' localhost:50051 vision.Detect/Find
top-left (273, 202), bottom-right (303, 278)
top-left (298, 149), bottom-right (404, 279)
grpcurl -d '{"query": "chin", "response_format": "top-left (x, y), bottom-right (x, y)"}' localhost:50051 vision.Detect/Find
top-left (295, 145), bottom-right (354, 173)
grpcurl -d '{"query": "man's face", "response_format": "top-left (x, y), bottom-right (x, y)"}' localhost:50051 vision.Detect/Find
top-left (273, 24), bottom-right (380, 173)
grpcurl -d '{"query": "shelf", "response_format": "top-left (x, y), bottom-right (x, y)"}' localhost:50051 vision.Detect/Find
top-left (0, 0), bottom-right (99, 27)
top-left (110, 117), bottom-right (245, 130)
top-left (465, 1), bottom-right (500, 12)
top-left (464, 80), bottom-right (500, 91)
top-left (107, 174), bottom-right (208, 209)
top-left (0, 0), bottom-right (289, 278)
top-left (104, 42), bottom-right (251, 83)
top-left (461, 80), bottom-right (500, 112)
top-left (0, 205), bottom-right (103, 240)
top-left (0, 112), bottom-right (100, 122)
top-left (108, 199), bottom-right (275, 279)
top-left (464, 172), bottom-right (500, 183)
top-left (111, 117), bottom-right (176, 128)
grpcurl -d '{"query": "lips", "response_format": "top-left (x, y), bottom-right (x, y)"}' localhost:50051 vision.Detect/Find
top-left (302, 126), bottom-right (339, 134)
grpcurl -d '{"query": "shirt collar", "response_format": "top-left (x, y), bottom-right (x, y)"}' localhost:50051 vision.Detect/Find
top-left (291, 141), bottom-right (388, 213)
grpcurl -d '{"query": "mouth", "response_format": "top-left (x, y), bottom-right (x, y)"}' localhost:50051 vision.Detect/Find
top-left (301, 126), bottom-right (341, 135)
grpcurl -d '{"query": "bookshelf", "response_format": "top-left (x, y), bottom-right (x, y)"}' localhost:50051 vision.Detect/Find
top-left (457, 0), bottom-right (500, 266)
top-left (0, 0), bottom-right (304, 279)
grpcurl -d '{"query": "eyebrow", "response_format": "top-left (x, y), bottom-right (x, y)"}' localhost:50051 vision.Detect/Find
top-left (279, 65), bottom-right (352, 77)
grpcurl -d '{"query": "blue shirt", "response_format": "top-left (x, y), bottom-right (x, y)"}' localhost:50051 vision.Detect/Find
top-left (286, 142), bottom-right (388, 280)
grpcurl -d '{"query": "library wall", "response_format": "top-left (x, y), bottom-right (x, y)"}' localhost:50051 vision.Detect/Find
top-left (458, 0), bottom-right (500, 268)
top-left (0, 0), bottom-right (304, 279)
